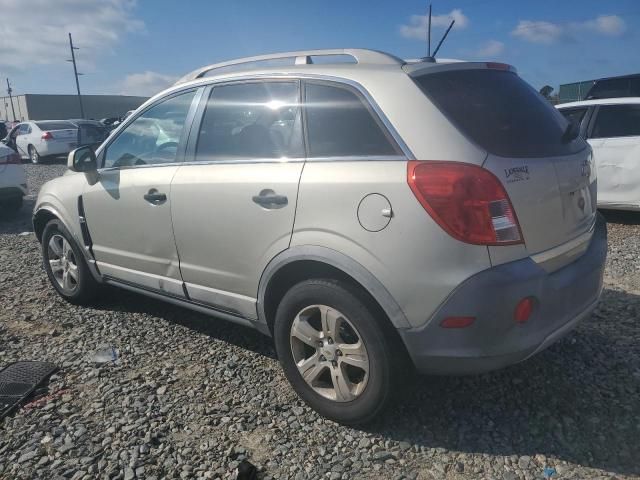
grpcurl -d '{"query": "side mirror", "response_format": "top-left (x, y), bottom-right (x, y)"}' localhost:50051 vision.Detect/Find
top-left (68, 146), bottom-right (97, 172)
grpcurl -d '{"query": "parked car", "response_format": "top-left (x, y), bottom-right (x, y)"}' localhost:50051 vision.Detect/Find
top-left (0, 142), bottom-right (26, 212)
top-left (5, 120), bottom-right (78, 164)
top-left (68, 119), bottom-right (110, 149)
top-left (33, 49), bottom-right (607, 424)
top-left (557, 98), bottom-right (640, 211)
top-left (585, 74), bottom-right (640, 100)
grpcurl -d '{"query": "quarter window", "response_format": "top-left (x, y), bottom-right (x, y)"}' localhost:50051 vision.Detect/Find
top-left (304, 82), bottom-right (399, 158)
top-left (195, 81), bottom-right (302, 161)
top-left (103, 90), bottom-right (196, 168)
top-left (591, 105), bottom-right (640, 139)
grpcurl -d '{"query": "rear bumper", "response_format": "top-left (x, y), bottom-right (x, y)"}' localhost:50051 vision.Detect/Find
top-left (401, 214), bottom-right (607, 375)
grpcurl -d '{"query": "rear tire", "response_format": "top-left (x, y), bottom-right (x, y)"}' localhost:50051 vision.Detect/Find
top-left (274, 279), bottom-right (401, 425)
top-left (42, 219), bottom-right (99, 305)
top-left (28, 145), bottom-right (41, 164)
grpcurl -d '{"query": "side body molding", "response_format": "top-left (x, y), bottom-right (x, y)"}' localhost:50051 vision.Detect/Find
top-left (256, 245), bottom-right (411, 332)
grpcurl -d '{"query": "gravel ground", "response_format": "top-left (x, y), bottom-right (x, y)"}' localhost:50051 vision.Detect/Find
top-left (0, 162), bottom-right (638, 480)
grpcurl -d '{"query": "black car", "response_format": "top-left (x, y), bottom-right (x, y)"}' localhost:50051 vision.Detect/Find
top-left (68, 119), bottom-right (110, 149)
top-left (585, 74), bottom-right (640, 100)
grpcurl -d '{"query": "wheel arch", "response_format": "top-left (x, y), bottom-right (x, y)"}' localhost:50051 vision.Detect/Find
top-left (257, 246), bottom-right (411, 336)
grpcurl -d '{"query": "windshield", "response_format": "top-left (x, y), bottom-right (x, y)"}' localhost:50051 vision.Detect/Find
top-left (415, 69), bottom-right (586, 158)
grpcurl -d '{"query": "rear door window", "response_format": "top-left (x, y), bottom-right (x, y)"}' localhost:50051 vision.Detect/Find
top-left (304, 82), bottom-right (400, 158)
top-left (415, 69), bottom-right (584, 158)
top-left (590, 104), bottom-right (640, 139)
top-left (195, 81), bottom-right (302, 161)
top-left (35, 121), bottom-right (75, 130)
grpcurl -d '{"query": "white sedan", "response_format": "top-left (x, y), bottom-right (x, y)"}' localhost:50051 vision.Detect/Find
top-left (557, 98), bottom-right (640, 211)
top-left (6, 120), bottom-right (78, 164)
top-left (0, 142), bottom-right (27, 212)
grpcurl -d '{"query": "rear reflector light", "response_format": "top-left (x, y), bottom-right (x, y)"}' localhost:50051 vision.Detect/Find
top-left (41, 131), bottom-right (53, 140)
top-left (0, 152), bottom-right (21, 165)
top-left (514, 297), bottom-right (535, 323)
top-left (407, 161), bottom-right (523, 245)
top-left (440, 316), bottom-right (475, 328)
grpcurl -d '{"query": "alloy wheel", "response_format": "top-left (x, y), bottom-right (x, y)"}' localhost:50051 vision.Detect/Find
top-left (47, 234), bottom-right (79, 292)
top-left (290, 304), bottom-right (369, 402)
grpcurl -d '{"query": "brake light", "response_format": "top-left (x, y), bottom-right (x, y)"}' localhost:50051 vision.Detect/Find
top-left (0, 152), bottom-right (21, 165)
top-left (407, 161), bottom-right (523, 245)
top-left (41, 131), bottom-right (53, 140)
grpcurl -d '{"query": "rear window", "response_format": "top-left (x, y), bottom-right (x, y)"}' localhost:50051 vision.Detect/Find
top-left (415, 69), bottom-right (584, 158)
top-left (35, 121), bottom-right (75, 130)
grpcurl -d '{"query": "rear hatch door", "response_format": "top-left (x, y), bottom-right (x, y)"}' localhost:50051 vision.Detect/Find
top-left (412, 64), bottom-right (595, 259)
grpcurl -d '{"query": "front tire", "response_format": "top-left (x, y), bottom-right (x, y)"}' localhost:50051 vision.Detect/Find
top-left (42, 219), bottom-right (99, 305)
top-left (274, 279), bottom-right (400, 425)
top-left (28, 145), bottom-right (41, 164)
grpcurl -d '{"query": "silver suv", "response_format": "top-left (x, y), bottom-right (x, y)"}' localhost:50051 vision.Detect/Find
top-left (34, 49), bottom-right (607, 424)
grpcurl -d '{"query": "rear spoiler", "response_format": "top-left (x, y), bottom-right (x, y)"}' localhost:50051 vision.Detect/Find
top-left (403, 61), bottom-right (517, 77)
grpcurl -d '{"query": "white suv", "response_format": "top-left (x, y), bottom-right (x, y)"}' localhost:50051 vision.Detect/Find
top-left (34, 49), bottom-right (607, 424)
top-left (557, 98), bottom-right (640, 211)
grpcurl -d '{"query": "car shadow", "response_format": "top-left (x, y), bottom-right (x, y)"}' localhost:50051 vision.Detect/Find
top-left (0, 197), bottom-right (36, 234)
top-left (600, 209), bottom-right (640, 226)
top-left (93, 287), bottom-right (278, 360)
top-left (93, 285), bottom-right (639, 476)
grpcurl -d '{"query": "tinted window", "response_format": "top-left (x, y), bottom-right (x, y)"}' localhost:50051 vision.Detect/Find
top-left (591, 104), bottom-right (640, 138)
top-left (416, 69), bottom-right (584, 158)
top-left (304, 82), bottom-right (399, 157)
top-left (104, 90), bottom-right (195, 168)
top-left (559, 107), bottom-right (588, 137)
top-left (18, 124), bottom-right (29, 134)
top-left (586, 78), bottom-right (630, 99)
top-left (195, 82), bottom-right (302, 161)
top-left (35, 121), bottom-right (75, 130)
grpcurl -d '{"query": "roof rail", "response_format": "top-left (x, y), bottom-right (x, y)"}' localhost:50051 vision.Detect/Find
top-left (174, 48), bottom-right (404, 85)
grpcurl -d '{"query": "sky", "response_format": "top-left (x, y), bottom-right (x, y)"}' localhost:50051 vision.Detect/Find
top-left (1, 0), bottom-right (639, 98)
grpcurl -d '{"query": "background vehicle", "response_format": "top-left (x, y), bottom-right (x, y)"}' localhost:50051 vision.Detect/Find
top-left (0, 121), bottom-right (7, 141)
top-left (6, 120), bottom-right (78, 164)
top-left (558, 98), bottom-right (640, 211)
top-left (0, 143), bottom-right (26, 212)
top-left (585, 73), bottom-right (640, 100)
top-left (68, 119), bottom-right (110, 150)
top-left (34, 49), bottom-right (606, 424)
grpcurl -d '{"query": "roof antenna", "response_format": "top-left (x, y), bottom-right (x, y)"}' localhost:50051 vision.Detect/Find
top-left (432, 19), bottom-right (455, 57)
top-left (427, 3), bottom-right (432, 57)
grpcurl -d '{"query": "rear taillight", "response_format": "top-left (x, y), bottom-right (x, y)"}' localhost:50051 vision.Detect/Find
top-left (41, 131), bottom-right (53, 140)
top-left (407, 161), bottom-right (523, 245)
top-left (0, 152), bottom-right (21, 165)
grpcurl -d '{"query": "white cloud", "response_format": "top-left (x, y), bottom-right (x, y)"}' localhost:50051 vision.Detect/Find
top-left (473, 40), bottom-right (505, 58)
top-left (118, 71), bottom-right (178, 96)
top-left (400, 9), bottom-right (469, 40)
top-left (583, 15), bottom-right (626, 35)
top-left (0, 0), bottom-right (144, 70)
top-left (512, 15), bottom-right (626, 44)
top-left (511, 20), bottom-right (563, 44)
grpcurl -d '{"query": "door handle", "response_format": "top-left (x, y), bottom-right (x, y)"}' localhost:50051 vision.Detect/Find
top-left (144, 189), bottom-right (167, 204)
top-left (252, 190), bottom-right (288, 208)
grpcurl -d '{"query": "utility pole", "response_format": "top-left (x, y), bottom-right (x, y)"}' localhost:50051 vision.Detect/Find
top-left (67, 32), bottom-right (85, 118)
top-left (6, 78), bottom-right (17, 122)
